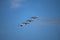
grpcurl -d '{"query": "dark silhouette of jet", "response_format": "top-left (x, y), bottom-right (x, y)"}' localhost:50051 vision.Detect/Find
top-left (31, 16), bottom-right (39, 19)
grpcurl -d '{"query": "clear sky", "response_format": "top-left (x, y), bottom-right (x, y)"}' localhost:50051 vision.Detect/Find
top-left (0, 0), bottom-right (60, 40)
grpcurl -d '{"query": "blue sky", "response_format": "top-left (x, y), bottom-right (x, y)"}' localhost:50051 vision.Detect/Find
top-left (0, 0), bottom-right (60, 40)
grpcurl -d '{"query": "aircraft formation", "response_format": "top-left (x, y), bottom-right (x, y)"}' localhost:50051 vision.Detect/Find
top-left (20, 16), bottom-right (39, 27)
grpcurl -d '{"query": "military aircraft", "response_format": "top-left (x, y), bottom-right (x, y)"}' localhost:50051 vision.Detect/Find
top-left (20, 20), bottom-right (33, 27)
top-left (20, 16), bottom-right (39, 27)
top-left (31, 16), bottom-right (39, 19)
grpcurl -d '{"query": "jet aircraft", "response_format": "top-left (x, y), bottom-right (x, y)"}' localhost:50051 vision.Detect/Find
top-left (31, 16), bottom-right (39, 19)
top-left (20, 16), bottom-right (39, 27)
